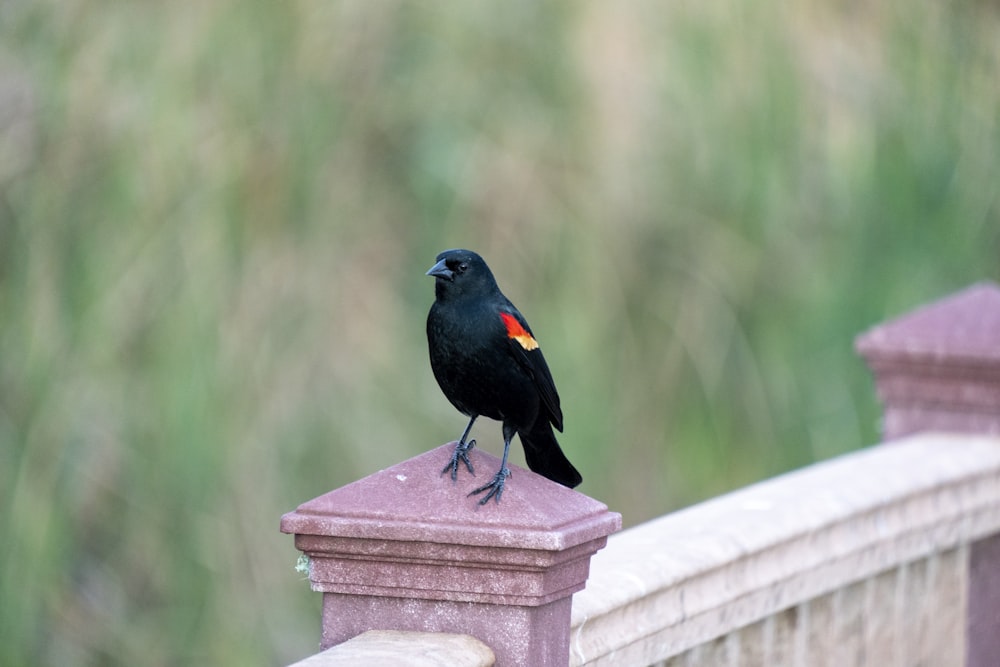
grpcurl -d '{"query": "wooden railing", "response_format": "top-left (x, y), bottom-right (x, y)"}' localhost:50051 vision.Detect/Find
top-left (569, 431), bottom-right (1000, 666)
top-left (283, 282), bottom-right (1000, 667)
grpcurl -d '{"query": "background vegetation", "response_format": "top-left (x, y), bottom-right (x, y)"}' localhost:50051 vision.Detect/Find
top-left (2, 0), bottom-right (998, 664)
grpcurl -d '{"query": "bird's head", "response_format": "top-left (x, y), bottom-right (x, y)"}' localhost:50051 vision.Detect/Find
top-left (426, 249), bottom-right (498, 300)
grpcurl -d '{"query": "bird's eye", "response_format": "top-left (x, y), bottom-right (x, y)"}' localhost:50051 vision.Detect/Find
top-left (457, 262), bottom-right (469, 273)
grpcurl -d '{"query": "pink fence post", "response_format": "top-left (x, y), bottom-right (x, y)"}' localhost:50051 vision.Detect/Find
top-left (856, 281), bottom-right (1000, 667)
top-left (281, 443), bottom-right (621, 667)
top-left (854, 282), bottom-right (1000, 440)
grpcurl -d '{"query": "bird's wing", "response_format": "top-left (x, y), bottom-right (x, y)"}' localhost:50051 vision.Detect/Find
top-left (498, 307), bottom-right (564, 431)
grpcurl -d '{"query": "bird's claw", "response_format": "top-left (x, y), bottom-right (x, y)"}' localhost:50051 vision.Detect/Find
top-left (442, 439), bottom-right (476, 481)
top-left (469, 467), bottom-right (511, 505)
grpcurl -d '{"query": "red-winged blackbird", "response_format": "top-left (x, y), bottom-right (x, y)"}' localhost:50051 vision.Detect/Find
top-left (426, 249), bottom-right (582, 504)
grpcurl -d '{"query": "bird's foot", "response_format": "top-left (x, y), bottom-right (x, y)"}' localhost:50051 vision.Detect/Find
top-left (469, 467), bottom-right (511, 505)
top-left (441, 439), bottom-right (476, 481)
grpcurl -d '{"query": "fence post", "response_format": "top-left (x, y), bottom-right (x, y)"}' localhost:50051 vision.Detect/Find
top-left (281, 443), bottom-right (621, 667)
top-left (856, 280), bottom-right (1000, 667)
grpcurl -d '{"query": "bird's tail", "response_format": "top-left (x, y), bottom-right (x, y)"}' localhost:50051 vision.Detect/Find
top-left (519, 420), bottom-right (582, 489)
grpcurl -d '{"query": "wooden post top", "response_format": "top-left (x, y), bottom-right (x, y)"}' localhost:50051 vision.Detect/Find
top-left (280, 443), bottom-right (620, 665)
top-left (855, 281), bottom-right (1000, 440)
top-left (281, 443), bottom-right (618, 553)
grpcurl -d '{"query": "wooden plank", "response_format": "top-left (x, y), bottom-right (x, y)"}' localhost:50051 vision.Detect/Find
top-left (570, 433), bottom-right (1000, 665)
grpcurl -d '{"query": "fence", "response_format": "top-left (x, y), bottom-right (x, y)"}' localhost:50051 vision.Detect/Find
top-left (283, 282), bottom-right (1000, 666)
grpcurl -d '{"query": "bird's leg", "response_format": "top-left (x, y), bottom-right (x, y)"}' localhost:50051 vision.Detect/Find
top-left (469, 425), bottom-right (514, 505)
top-left (442, 415), bottom-right (477, 481)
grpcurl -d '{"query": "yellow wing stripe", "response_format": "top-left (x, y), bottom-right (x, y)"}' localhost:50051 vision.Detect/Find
top-left (500, 312), bottom-right (539, 351)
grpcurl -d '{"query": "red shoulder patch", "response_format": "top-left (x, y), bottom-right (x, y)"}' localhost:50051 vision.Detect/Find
top-left (500, 312), bottom-right (539, 351)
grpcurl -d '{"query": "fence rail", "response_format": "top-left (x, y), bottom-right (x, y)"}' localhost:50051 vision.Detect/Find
top-left (569, 432), bottom-right (1000, 666)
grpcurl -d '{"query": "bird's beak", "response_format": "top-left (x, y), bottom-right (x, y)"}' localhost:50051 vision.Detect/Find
top-left (425, 259), bottom-right (454, 281)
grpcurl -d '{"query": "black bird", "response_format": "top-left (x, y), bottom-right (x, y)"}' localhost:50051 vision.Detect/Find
top-left (425, 248), bottom-right (582, 504)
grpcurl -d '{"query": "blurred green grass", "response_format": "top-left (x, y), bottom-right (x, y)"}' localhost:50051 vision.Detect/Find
top-left (1, 0), bottom-right (998, 664)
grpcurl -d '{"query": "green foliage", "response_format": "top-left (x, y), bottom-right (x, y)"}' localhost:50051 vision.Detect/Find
top-left (1, 1), bottom-right (998, 664)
